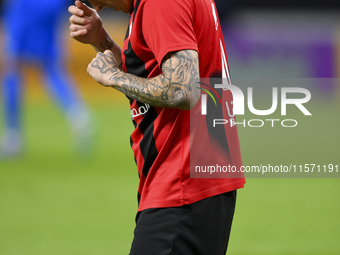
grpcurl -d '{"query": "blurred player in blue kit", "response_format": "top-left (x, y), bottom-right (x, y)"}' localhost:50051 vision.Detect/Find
top-left (0, 0), bottom-right (93, 158)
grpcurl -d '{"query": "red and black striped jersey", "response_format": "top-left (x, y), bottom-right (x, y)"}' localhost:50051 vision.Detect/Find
top-left (122, 0), bottom-right (245, 212)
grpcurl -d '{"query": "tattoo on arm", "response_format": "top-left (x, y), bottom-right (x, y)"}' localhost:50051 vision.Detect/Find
top-left (109, 50), bottom-right (200, 109)
top-left (97, 35), bottom-right (123, 70)
top-left (99, 34), bottom-right (113, 51)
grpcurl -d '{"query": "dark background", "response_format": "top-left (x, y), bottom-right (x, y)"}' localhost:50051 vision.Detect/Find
top-left (0, 0), bottom-right (339, 12)
top-left (214, 0), bottom-right (340, 19)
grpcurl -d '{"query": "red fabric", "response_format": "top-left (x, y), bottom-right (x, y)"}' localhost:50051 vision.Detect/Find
top-left (122, 0), bottom-right (245, 212)
top-left (142, 0), bottom-right (198, 67)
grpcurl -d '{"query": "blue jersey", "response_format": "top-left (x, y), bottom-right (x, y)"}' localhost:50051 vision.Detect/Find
top-left (2, 0), bottom-right (71, 61)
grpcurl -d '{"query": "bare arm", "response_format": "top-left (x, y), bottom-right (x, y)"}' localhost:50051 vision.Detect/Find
top-left (87, 50), bottom-right (201, 110)
top-left (91, 29), bottom-right (123, 70)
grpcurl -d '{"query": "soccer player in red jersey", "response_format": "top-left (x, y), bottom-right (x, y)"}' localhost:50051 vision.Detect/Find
top-left (69, 0), bottom-right (245, 254)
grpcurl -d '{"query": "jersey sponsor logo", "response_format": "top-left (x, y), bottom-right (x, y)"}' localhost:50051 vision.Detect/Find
top-left (131, 103), bottom-right (150, 120)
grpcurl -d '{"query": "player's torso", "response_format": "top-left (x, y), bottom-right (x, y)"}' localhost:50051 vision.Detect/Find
top-left (122, 0), bottom-right (226, 79)
top-left (121, 0), bottom-right (228, 174)
top-left (121, 0), bottom-right (239, 211)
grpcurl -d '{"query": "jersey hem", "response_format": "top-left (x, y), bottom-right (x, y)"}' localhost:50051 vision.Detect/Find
top-left (137, 179), bottom-right (245, 212)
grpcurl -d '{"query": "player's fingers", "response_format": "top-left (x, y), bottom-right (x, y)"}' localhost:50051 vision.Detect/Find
top-left (87, 62), bottom-right (91, 75)
top-left (70, 29), bottom-right (88, 38)
top-left (103, 50), bottom-right (113, 60)
top-left (104, 50), bottom-right (113, 56)
top-left (69, 15), bottom-right (90, 25)
top-left (75, 0), bottom-right (94, 16)
top-left (87, 60), bottom-right (97, 77)
top-left (103, 50), bottom-right (115, 64)
top-left (70, 23), bottom-right (92, 32)
top-left (96, 52), bottom-right (105, 60)
top-left (68, 5), bottom-right (84, 16)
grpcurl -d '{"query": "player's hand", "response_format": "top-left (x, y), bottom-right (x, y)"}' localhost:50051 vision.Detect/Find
top-left (87, 50), bottom-right (121, 86)
top-left (68, 1), bottom-right (104, 46)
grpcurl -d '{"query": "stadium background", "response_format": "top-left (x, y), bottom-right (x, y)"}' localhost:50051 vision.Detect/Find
top-left (0, 0), bottom-right (339, 254)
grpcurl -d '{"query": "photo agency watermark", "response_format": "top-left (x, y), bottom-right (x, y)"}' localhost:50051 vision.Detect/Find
top-left (200, 84), bottom-right (312, 128)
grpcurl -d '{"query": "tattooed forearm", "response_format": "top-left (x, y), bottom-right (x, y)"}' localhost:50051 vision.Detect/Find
top-left (99, 34), bottom-right (113, 51)
top-left (110, 50), bottom-right (200, 109)
top-left (94, 33), bottom-right (123, 70)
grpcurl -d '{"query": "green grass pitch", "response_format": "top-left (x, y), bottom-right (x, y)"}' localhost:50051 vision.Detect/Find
top-left (0, 97), bottom-right (339, 255)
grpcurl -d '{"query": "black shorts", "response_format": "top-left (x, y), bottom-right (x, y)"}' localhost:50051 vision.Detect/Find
top-left (129, 190), bottom-right (237, 255)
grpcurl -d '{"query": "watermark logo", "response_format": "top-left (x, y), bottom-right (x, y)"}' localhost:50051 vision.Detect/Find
top-left (198, 82), bottom-right (222, 115)
top-left (200, 83), bottom-right (312, 128)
